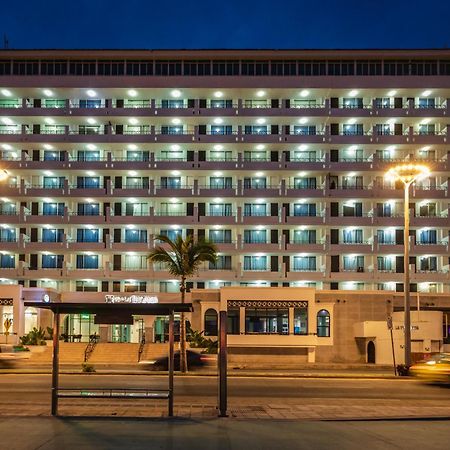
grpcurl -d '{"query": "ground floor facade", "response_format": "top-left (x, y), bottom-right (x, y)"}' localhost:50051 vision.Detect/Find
top-left (1, 284), bottom-right (449, 365)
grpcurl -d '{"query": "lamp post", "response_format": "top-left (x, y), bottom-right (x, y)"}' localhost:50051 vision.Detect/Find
top-left (385, 164), bottom-right (430, 367)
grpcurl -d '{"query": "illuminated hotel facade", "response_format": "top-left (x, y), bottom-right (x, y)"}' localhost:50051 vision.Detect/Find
top-left (0, 49), bottom-right (449, 312)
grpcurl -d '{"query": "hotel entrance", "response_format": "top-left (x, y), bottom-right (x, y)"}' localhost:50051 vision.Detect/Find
top-left (63, 314), bottom-right (99, 342)
top-left (110, 317), bottom-right (144, 343)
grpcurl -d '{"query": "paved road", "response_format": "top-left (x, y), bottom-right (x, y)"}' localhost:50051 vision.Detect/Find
top-left (0, 417), bottom-right (449, 450)
top-left (0, 373), bottom-right (448, 403)
top-left (0, 374), bottom-right (449, 421)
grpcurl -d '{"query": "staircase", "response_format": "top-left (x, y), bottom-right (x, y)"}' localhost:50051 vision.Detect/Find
top-left (88, 343), bottom-right (140, 364)
top-left (139, 343), bottom-right (169, 362)
top-left (28, 343), bottom-right (87, 364)
top-left (26, 342), bottom-right (172, 365)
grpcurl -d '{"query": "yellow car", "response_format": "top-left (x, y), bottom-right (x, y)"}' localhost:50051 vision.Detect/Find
top-left (410, 353), bottom-right (450, 383)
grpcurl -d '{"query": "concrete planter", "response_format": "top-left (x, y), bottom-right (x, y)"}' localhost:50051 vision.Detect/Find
top-left (26, 345), bottom-right (47, 353)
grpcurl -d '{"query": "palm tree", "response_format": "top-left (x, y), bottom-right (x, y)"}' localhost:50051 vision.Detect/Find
top-left (148, 234), bottom-right (218, 372)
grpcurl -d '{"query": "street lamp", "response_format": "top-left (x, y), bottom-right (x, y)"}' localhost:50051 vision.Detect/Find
top-left (385, 163), bottom-right (430, 367)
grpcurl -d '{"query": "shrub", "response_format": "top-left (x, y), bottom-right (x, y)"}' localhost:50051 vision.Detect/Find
top-left (19, 327), bottom-right (47, 346)
top-left (396, 364), bottom-right (410, 376)
top-left (81, 362), bottom-right (96, 373)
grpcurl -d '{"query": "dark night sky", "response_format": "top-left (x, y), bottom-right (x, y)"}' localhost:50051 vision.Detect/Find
top-left (2, 0), bottom-right (450, 50)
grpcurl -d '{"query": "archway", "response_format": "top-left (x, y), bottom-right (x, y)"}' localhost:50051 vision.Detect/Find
top-left (367, 340), bottom-right (376, 364)
top-left (204, 308), bottom-right (218, 336)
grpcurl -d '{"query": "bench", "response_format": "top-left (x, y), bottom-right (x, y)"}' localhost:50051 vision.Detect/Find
top-left (57, 388), bottom-right (170, 400)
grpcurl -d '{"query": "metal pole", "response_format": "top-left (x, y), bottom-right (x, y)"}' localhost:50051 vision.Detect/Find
top-left (51, 309), bottom-right (60, 416)
top-left (403, 182), bottom-right (412, 367)
top-left (168, 310), bottom-right (174, 417)
top-left (218, 310), bottom-right (228, 417)
top-left (390, 328), bottom-right (397, 376)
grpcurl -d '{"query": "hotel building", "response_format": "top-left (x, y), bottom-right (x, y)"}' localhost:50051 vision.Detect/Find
top-left (0, 49), bottom-right (449, 351)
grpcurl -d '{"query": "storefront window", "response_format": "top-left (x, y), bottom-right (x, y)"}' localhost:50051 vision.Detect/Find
top-left (294, 307), bottom-right (308, 335)
top-left (317, 309), bottom-right (330, 337)
top-left (245, 308), bottom-right (288, 334)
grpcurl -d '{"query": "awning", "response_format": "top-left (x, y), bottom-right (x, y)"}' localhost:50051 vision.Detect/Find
top-left (24, 302), bottom-right (192, 315)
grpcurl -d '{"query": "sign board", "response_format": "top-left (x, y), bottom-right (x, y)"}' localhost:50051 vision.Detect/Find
top-left (104, 294), bottom-right (159, 304)
top-left (94, 313), bottom-right (133, 325)
top-left (0, 298), bottom-right (13, 306)
top-left (386, 315), bottom-right (393, 330)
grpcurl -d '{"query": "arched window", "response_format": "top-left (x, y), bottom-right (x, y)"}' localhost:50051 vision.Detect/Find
top-left (317, 309), bottom-right (330, 337)
top-left (204, 308), bottom-right (218, 336)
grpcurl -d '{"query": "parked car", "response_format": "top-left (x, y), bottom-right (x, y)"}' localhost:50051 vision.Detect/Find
top-left (140, 350), bottom-right (209, 371)
top-left (410, 353), bottom-right (450, 383)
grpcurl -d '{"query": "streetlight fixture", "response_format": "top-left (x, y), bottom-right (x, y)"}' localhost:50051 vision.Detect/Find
top-left (385, 163), bottom-right (430, 367)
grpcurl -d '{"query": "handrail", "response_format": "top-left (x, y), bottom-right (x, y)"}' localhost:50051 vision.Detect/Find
top-left (84, 333), bottom-right (99, 362)
top-left (137, 332), bottom-right (146, 362)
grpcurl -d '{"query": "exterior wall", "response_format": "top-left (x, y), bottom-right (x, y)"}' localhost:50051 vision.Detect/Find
top-left (354, 311), bottom-right (444, 365)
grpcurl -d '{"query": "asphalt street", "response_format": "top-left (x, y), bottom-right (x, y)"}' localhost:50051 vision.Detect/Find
top-left (0, 373), bottom-right (449, 404)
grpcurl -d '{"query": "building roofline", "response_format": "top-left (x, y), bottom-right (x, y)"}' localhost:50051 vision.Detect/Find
top-left (1, 48), bottom-right (450, 58)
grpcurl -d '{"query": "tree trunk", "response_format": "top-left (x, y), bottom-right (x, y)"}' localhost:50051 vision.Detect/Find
top-left (179, 278), bottom-right (188, 373)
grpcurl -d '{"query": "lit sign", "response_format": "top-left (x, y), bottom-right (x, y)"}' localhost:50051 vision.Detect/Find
top-left (42, 294), bottom-right (50, 303)
top-left (104, 295), bottom-right (159, 304)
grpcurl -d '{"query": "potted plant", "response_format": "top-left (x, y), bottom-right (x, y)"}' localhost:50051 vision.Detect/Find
top-left (19, 327), bottom-right (47, 353)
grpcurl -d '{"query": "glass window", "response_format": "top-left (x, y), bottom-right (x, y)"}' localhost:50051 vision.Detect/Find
top-left (343, 124), bottom-right (363, 135)
top-left (209, 255), bottom-right (232, 270)
top-left (160, 229), bottom-right (182, 241)
top-left (76, 254), bottom-right (99, 269)
top-left (209, 203), bottom-right (232, 216)
top-left (244, 125), bottom-right (267, 135)
top-left (125, 229), bottom-right (147, 243)
top-left (210, 177), bottom-right (232, 189)
top-left (293, 125), bottom-right (316, 135)
top-left (161, 99), bottom-right (184, 108)
top-left (293, 229), bottom-right (316, 243)
top-left (317, 310), bottom-right (330, 337)
top-left (244, 203), bottom-right (266, 216)
top-left (243, 256), bottom-right (267, 271)
top-left (293, 256), bottom-right (316, 271)
top-left (209, 229), bottom-right (232, 243)
top-left (294, 307), bottom-right (308, 335)
top-left (160, 177), bottom-right (181, 188)
top-left (243, 177), bottom-right (266, 189)
top-left (76, 229), bottom-right (99, 242)
top-left (418, 229), bottom-right (437, 244)
top-left (126, 150), bottom-right (149, 161)
top-left (77, 203), bottom-right (99, 216)
top-left (210, 125), bottom-right (233, 135)
top-left (79, 99), bottom-right (102, 108)
top-left (293, 177), bottom-right (316, 189)
top-left (0, 254), bottom-right (15, 268)
top-left (293, 203), bottom-right (316, 217)
top-left (343, 255), bottom-right (364, 271)
top-left (42, 228), bottom-right (63, 242)
top-left (210, 99), bottom-right (233, 108)
top-left (43, 176), bottom-right (65, 189)
top-left (204, 308), bottom-right (218, 336)
top-left (77, 151), bottom-right (100, 161)
top-left (43, 202), bottom-right (65, 216)
top-left (342, 229), bottom-right (363, 244)
top-left (245, 308), bottom-right (288, 334)
top-left (42, 254), bottom-right (63, 269)
top-left (76, 176), bottom-right (100, 188)
top-left (244, 230), bottom-right (267, 243)
top-left (227, 308), bottom-right (240, 334)
top-left (0, 228), bottom-right (16, 242)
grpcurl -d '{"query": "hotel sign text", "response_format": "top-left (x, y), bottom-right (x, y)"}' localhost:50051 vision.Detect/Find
top-left (105, 295), bottom-right (159, 304)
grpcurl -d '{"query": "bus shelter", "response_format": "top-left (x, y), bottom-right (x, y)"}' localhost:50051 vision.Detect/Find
top-left (24, 301), bottom-right (193, 417)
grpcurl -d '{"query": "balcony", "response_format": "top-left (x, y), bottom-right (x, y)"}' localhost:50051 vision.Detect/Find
top-left (285, 242), bottom-right (325, 253)
top-left (285, 215), bottom-right (325, 225)
top-left (412, 242), bottom-right (448, 255)
top-left (329, 242), bottom-right (373, 254)
top-left (285, 270), bottom-right (325, 281)
top-left (241, 242), bottom-right (280, 252)
top-left (69, 213), bottom-right (105, 224)
top-left (327, 215), bottom-right (373, 226)
top-left (154, 185), bottom-right (193, 197)
top-left (241, 214), bottom-right (280, 225)
top-left (67, 240), bottom-right (106, 251)
top-left (110, 241), bottom-right (150, 252)
top-left (285, 187), bottom-right (325, 198)
top-left (197, 212), bottom-right (236, 225)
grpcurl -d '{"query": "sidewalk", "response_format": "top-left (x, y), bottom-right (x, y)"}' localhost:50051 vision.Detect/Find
top-left (0, 362), bottom-right (399, 378)
top-left (0, 417), bottom-right (449, 450)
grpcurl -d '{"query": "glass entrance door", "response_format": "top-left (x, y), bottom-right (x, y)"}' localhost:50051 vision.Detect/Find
top-left (111, 324), bottom-right (131, 343)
